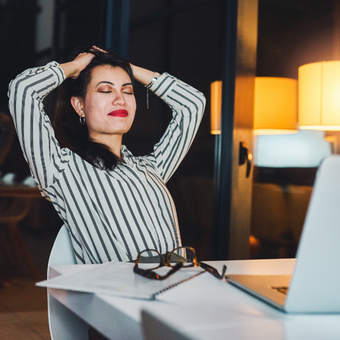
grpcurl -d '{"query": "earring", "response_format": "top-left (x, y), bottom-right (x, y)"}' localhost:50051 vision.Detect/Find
top-left (79, 115), bottom-right (86, 125)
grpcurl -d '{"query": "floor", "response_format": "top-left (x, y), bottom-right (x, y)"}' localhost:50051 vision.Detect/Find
top-left (0, 224), bottom-right (58, 340)
top-left (0, 280), bottom-right (50, 340)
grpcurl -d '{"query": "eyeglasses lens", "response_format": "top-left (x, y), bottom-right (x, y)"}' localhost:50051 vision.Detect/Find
top-left (168, 247), bottom-right (196, 267)
top-left (137, 250), bottom-right (161, 270)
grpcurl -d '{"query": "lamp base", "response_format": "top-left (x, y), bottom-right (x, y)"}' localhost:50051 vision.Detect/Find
top-left (324, 131), bottom-right (340, 154)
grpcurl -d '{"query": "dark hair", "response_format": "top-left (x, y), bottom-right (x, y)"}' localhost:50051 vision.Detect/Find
top-left (53, 47), bottom-right (134, 170)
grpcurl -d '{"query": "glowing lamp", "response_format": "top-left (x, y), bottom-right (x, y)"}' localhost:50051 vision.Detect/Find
top-left (210, 78), bottom-right (298, 135)
top-left (299, 61), bottom-right (340, 131)
top-left (210, 81), bottom-right (222, 135)
top-left (254, 77), bottom-right (298, 135)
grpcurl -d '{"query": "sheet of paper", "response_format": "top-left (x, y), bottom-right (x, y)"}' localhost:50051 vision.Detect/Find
top-left (37, 262), bottom-right (204, 300)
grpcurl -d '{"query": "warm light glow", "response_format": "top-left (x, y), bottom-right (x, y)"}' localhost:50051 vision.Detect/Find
top-left (299, 61), bottom-right (340, 131)
top-left (210, 81), bottom-right (222, 134)
top-left (210, 77), bottom-right (298, 135)
top-left (254, 77), bottom-right (298, 135)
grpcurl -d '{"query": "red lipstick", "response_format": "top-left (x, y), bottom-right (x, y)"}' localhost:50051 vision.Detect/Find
top-left (108, 110), bottom-right (128, 117)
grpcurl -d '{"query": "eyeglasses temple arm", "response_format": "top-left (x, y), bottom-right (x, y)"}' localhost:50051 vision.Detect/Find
top-left (221, 264), bottom-right (227, 279)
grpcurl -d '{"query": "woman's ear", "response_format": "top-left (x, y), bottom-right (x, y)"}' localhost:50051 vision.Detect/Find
top-left (70, 97), bottom-right (84, 117)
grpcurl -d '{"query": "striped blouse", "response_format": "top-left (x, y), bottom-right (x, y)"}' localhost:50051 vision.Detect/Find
top-left (8, 62), bottom-right (206, 264)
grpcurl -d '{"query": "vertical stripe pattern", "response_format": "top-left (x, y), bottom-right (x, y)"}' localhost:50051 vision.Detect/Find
top-left (8, 63), bottom-right (206, 264)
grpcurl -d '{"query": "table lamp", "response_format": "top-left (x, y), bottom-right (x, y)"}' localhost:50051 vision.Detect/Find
top-left (210, 77), bottom-right (298, 135)
top-left (254, 77), bottom-right (298, 135)
top-left (298, 61), bottom-right (340, 131)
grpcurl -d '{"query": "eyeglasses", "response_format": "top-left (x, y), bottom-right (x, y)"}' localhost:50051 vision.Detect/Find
top-left (133, 246), bottom-right (227, 281)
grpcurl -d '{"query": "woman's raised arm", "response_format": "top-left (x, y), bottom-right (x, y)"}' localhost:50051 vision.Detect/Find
top-left (130, 64), bottom-right (160, 87)
top-left (8, 62), bottom-right (67, 191)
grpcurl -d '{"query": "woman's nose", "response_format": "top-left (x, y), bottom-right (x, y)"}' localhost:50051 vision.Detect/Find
top-left (112, 91), bottom-right (126, 105)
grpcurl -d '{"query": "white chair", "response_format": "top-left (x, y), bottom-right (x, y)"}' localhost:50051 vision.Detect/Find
top-left (47, 225), bottom-right (89, 340)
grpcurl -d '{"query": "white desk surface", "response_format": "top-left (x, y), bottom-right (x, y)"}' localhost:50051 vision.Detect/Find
top-left (48, 259), bottom-right (340, 340)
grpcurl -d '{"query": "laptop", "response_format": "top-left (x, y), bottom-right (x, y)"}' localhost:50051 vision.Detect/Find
top-left (226, 155), bottom-right (340, 313)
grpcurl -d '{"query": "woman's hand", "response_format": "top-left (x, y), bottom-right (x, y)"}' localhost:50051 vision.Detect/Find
top-left (60, 45), bottom-right (160, 86)
top-left (59, 52), bottom-right (95, 79)
top-left (90, 45), bottom-right (106, 54)
top-left (89, 45), bottom-right (159, 86)
top-left (130, 64), bottom-right (160, 86)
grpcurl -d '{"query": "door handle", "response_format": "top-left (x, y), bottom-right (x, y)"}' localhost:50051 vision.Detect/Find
top-left (239, 142), bottom-right (252, 178)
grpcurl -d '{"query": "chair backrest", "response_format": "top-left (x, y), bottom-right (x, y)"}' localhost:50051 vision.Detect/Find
top-left (48, 225), bottom-right (76, 275)
top-left (47, 225), bottom-right (88, 340)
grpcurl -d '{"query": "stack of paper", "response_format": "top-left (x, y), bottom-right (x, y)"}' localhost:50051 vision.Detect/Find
top-left (37, 262), bottom-right (204, 300)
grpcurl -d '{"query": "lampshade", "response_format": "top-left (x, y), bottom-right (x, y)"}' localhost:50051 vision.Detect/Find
top-left (210, 78), bottom-right (298, 135)
top-left (210, 81), bottom-right (222, 135)
top-left (299, 61), bottom-right (340, 131)
top-left (254, 77), bottom-right (298, 135)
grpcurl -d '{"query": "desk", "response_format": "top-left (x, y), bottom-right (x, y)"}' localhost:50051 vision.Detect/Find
top-left (48, 259), bottom-right (340, 340)
top-left (0, 184), bottom-right (40, 197)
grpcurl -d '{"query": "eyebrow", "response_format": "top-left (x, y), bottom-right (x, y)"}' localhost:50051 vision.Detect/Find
top-left (96, 81), bottom-right (133, 87)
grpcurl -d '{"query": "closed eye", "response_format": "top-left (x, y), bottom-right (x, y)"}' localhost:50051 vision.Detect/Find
top-left (123, 84), bottom-right (134, 95)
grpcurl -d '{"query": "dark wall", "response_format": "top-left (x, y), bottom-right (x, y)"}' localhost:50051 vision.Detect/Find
top-left (53, 0), bottom-right (103, 61)
top-left (0, 0), bottom-right (39, 180)
top-left (257, 0), bottom-right (335, 79)
top-left (0, 0), bottom-right (38, 111)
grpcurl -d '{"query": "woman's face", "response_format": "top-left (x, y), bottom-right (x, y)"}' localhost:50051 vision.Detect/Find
top-left (73, 65), bottom-right (136, 143)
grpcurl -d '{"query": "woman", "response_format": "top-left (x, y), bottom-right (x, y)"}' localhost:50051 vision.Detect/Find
top-left (8, 46), bottom-right (206, 264)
